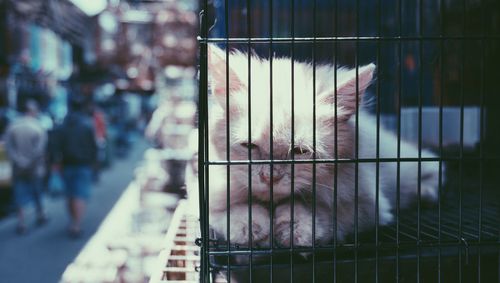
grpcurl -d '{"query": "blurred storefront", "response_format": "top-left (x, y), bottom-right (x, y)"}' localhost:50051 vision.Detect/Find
top-left (1, 0), bottom-right (200, 281)
top-left (0, 0), bottom-right (90, 116)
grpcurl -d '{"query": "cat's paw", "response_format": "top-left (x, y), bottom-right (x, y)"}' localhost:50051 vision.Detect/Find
top-left (274, 219), bottom-right (313, 247)
top-left (228, 204), bottom-right (270, 246)
top-left (378, 195), bottom-right (394, 225)
top-left (419, 161), bottom-right (443, 203)
top-left (378, 207), bottom-right (394, 225)
top-left (273, 203), bottom-right (316, 247)
top-left (419, 184), bottom-right (439, 203)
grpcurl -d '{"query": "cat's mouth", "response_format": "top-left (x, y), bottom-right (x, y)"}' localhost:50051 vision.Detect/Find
top-left (260, 180), bottom-right (292, 192)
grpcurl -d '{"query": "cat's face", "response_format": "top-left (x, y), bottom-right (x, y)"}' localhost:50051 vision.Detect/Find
top-left (208, 45), bottom-right (374, 201)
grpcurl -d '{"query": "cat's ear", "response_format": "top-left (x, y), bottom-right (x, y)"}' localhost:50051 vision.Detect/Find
top-left (208, 45), bottom-right (245, 109)
top-left (320, 63), bottom-right (375, 120)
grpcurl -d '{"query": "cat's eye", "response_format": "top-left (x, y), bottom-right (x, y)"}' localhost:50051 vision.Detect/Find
top-left (292, 146), bottom-right (309, 155)
top-left (240, 142), bottom-right (258, 149)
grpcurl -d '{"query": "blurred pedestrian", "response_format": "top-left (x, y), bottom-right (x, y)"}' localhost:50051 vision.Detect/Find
top-left (56, 97), bottom-right (98, 238)
top-left (92, 104), bottom-right (108, 176)
top-left (4, 100), bottom-right (48, 234)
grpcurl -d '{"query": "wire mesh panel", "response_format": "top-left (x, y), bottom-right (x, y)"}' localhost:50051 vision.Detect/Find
top-left (198, 0), bottom-right (500, 282)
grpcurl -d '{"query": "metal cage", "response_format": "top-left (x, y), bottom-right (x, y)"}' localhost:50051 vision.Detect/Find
top-left (198, 0), bottom-right (500, 282)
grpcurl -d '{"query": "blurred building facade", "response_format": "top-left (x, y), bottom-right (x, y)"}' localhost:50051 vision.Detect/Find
top-left (0, 0), bottom-right (199, 214)
top-left (0, 0), bottom-right (91, 117)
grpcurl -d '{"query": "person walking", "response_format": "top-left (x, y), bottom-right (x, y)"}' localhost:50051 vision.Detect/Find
top-left (4, 100), bottom-right (48, 234)
top-left (56, 97), bottom-right (98, 238)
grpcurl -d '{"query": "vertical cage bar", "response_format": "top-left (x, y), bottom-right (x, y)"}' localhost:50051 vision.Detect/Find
top-left (268, 1), bottom-right (274, 282)
top-left (396, 0), bottom-right (403, 280)
top-left (224, 1), bottom-right (231, 281)
top-left (375, 0), bottom-right (382, 281)
top-left (290, 0), bottom-right (296, 281)
top-left (246, 0), bottom-right (253, 280)
top-left (417, 0), bottom-right (424, 281)
top-left (458, 1), bottom-right (466, 282)
top-left (438, 0), bottom-right (445, 282)
top-left (312, 0), bottom-right (318, 282)
top-left (198, 0), bottom-right (210, 280)
top-left (198, 43), bottom-right (210, 283)
top-left (333, 1), bottom-right (339, 281)
top-left (478, 1), bottom-right (486, 281)
top-left (354, 0), bottom-right (360, 281)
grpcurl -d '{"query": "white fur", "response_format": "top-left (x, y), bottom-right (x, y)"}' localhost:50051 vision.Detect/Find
top-left (206, 45), bottom-right (442, 247)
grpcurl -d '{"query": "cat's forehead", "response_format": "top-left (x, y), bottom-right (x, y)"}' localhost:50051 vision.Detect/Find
top-left (228, 51), bottom-right (354, 102)
top-left (245, 59), bottom-right (315, 108)
top-left (229, 54), bottom-right (328, 141)
top-left (235, 102), bottom-right (315, 145)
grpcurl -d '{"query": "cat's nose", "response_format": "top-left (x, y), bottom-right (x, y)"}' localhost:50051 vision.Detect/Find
top-left (259, 171), bottom-right (284, 184)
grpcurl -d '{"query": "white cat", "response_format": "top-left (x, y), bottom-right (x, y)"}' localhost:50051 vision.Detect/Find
top-left (206, 45), bottom-right (442, 247)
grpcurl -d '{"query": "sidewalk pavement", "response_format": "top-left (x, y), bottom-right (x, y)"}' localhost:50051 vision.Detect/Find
top-left (0, 138), bottom-right (150, 283)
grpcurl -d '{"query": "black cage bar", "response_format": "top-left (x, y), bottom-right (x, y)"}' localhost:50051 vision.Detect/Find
top-left (198, 0), bottom-right (500, 282)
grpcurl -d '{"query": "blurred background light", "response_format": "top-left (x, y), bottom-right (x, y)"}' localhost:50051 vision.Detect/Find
top-left (69, 0), bottom-right (107, 16)
top-left (98, 11), bottom-right (119, 33)
top-left (122, 10), bottom-right (153, 23)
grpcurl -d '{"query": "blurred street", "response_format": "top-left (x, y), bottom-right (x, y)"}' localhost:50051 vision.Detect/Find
top-left (0, 137), bottom-right (149, 283)
top-left (0, 0), bottom-right (199, 281)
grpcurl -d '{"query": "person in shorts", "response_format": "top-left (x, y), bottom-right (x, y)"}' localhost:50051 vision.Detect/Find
top-left (55, 97), bottom-right (97, 238)
top-left (4, 100), bottom-right (48, 234)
